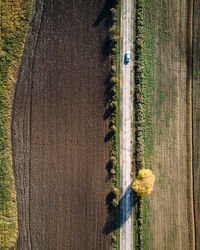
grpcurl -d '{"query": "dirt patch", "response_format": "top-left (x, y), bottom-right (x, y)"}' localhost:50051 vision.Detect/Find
top-left (142, 0), bottom-right (195, 249)
top-left (11, 0), bottom-right (111, 249)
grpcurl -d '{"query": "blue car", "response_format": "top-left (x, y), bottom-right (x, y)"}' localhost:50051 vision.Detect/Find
top-left (125, 51), bottom-right (130, 63)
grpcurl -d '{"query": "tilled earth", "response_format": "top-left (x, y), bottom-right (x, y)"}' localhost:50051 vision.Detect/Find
top-left (12, 0), bottom-right (111, 249)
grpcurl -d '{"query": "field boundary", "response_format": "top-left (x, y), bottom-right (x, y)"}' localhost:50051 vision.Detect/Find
top-left (186, 0), bottom-right (195, 249)
top-left (134, 0), bottom-right (145, 248)
top-left (0, 1), bottom-right (32, 248)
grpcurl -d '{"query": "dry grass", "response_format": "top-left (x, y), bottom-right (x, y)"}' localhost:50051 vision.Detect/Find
top-left (0, 0), bottom-right (32, 248)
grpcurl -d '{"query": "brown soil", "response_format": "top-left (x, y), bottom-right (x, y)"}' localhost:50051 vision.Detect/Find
top-left (143, 0), bottom-right (195, 249)
top-left (11, 0), bottom-right (111, 249)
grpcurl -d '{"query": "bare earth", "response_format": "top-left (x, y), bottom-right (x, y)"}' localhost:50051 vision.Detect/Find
top-left (144, 0), bottom-right (195, 249)
top-left (11, 0), bottom-right (111, 249)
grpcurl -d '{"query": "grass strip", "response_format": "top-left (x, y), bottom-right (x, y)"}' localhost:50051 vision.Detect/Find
top-left (113, 2), bottom-right (121, 249)
top-left (103, 0), bottom-right (121, 249)
top-left (142, 0), bottom-right (155, 249)
top-left (109, 1), bottom-right (121, 249)
top-left (134, 0), bottom-right (155, 249)
top-left (134, 0), bottom-right (145, 248)
top-left (0, 0), bottom-right (32, 248)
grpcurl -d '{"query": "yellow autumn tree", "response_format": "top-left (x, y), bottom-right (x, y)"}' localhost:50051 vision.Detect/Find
top-left (132, 169), bottom-right (155, 197)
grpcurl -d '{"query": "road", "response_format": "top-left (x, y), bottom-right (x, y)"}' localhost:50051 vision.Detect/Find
top-left (120, 0), bottom-right (134, 249)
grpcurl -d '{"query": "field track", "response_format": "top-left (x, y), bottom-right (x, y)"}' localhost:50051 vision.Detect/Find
top-left (186, 0), bottom-right (195, 248)
top-left (11, 0), bottom-right (111, 249)
top-left (193, 0), bottom-right (200, 248)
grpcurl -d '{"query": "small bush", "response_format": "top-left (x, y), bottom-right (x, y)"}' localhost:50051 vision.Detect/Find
top-left (110, 155), bottom-right (117, 166)
top-left (111, 186), bottom-right (119, 197)
top-left (111, 125), bottom-right (117, 134)
top-left (132, 169), bottom-right (155, 197)
top-left (110, 168), bottom-right (116, 175)
top-left (111, 198), bottom-right (118, 207)
top-left (110, 86), bottom-right (116, 96)
top-left (109, 101), bottom-right (117, 110)
top-left (110, 76), bottom-right (119, 85)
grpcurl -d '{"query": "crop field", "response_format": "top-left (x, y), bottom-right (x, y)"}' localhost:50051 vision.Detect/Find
top-left (139, 0), bottom-right (199, 249)
top-left (11, 0), bottom-right (112, 249)
top-left (1, 0), bottom-right (200, 249)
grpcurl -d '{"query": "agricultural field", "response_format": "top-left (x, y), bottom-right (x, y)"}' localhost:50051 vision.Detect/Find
top-left (139, 0), bottom-right (199, 249)
top-left (1, 0), bottom-right (200, 249)
top-left (11, 0), bottom-right (112, 249)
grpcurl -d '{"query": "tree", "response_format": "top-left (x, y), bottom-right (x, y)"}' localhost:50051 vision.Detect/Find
top-left (132, 169), bottom-right (155, 197)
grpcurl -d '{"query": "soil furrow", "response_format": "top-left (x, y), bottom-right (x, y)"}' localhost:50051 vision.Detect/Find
top-left (12, 0), bottom-right (111, 249)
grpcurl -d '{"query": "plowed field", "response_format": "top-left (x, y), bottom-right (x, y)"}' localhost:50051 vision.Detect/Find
top-left (11, 0), bottom-right (111, 249)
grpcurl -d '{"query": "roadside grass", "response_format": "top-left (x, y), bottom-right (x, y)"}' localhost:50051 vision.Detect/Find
top-left (114, 2), bottom-right (121, 249)
top-left (134, 0), bottom-right (155, 249)
top-left (141, 0), bottom-right (156, 249)
top-left (104, 0), bottom-right (121, 249)
top-left (142, 0), bottom-right (155, 248)
top-left (0, 0), bottom-right (32, 248)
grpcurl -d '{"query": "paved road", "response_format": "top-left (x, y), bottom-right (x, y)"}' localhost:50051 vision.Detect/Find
top-left (120, 0), bottom-right (134, 249)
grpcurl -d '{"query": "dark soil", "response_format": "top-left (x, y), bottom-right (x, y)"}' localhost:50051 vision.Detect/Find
top-left (11, 0), bottom-right (111, 249)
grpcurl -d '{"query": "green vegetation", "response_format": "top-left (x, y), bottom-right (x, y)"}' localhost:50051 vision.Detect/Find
top-left (114, 2), bottom-right (121, 248)
top-left (193, 66), bottom-right (199, 81)
top-left (156, 80), bottom-right (165, 120)
top-left (142, 0), bottom-right (156, 249)
top-left (106, 1), bottom-right (120, 249)
top-left (134, 0), bottom-right (145, 248)
top-left (158, 28), bottom-right (172, 42)
top-left (165, 110), bottom-right (172, 127)
top-left (134, 0), bottom-right (155, 249)
top-left (0, 0), bottom-right (32, 248)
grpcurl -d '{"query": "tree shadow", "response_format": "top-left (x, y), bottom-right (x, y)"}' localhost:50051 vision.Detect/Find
top-left (92, 0), bottom-right (116, 28)
top-left (93, 0), bottom-right (118, 59)
top-left (103, 185), bottom-right (138, 235)
top-left (103, 74), bottom-right (112, 107)
top-left (104, 130), bottom-right (115, 142)
top-left (102, 35), bottom-right (113, 59)
top-left (105, 160), bottom-right (112, 180)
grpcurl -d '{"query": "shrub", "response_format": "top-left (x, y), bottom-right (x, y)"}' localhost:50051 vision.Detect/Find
top-left (110, 155), bottom-right (117, 166)
top-left (110, 86), bottom-right (116, 97)
top-left (110, 168), bottom-right (116, 175)
top-left (111, 198), bottom-right (118, 207)
top-left (111, 125), bottom-right (117, 134)
top-left (132, 169), bottom-right (155, 197)
top-left (109, 101), bottom-right (117, 110)
top-left (111, 186), bottom-right (119, 197)
top-left (110, 76), bottom-right (119, 85)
